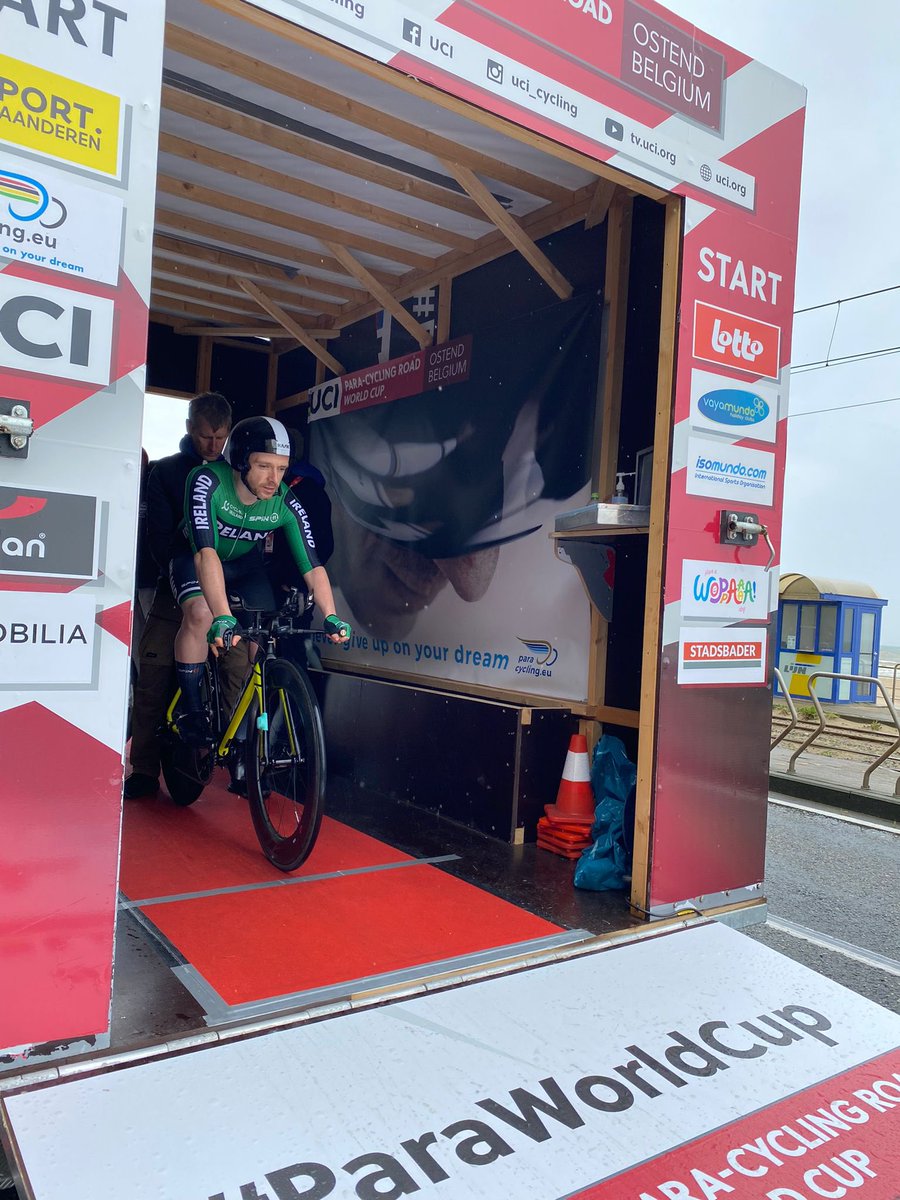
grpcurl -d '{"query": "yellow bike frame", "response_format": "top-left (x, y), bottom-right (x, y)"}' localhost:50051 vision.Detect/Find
top-left (165, 661), bottom-right (264, 761)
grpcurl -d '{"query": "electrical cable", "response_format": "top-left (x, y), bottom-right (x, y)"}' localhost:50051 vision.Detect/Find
top-left (790, 345), bottom-right (900, 374)
top-left (794, 282), bottom-right (900, 315)
top-left (788, 393), bottom-right (900, 420)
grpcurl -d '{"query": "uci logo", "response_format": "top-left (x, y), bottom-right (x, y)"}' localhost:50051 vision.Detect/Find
top-left (309, 379), bottom-right (342, 421)
top-left (0, 276), bottom-right (114, 385)
top-left (698, 388), bottom-right (769, 428)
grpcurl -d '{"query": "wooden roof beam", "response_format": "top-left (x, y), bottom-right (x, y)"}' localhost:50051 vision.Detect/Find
top-left (165, 20), bottom-right (570, 205)
top-left (158, 175), bottom-right (438, 272)
top-left (236, 277), bottom-right (345, 374)
top-left (325, 242), bottom-right (432, 350)
top-left (441, 160), bottom-right (572, 301)
top-left (154, 207), bottom-right (396, 290)
top-left (327, 184), bottom-right (595, 332)
top-left (177, 324), bottom-right (340, 339)
top-left (153, 276), bottom-right (322, 319)
top-left (159, 131), bottom-right (479, 253)
top-left (185, 0), bottom-right (667, 205)
top-left (151, 294), bottom-right (284, 329)
top-left (585, 178), bottom-right (619, 230)
top-left (152, 255), bottom-right (344, 318)
top-left (154, 232), bottom-right (364, 303)
top-left (176, 324), bottom-right (280, 338)
top-left (162, 84), bottom-right (489, 223)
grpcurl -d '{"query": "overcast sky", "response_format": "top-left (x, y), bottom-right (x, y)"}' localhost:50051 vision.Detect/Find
top-left (145, 1), bottom-right (900, 636)
top-left (668, 0), bottom-right (900, 641)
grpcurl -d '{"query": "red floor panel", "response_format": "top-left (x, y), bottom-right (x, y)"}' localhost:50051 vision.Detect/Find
top-left (138, 865), bottom-right (563, 1005)
top-left (120, 770), bottom-right (413, 899)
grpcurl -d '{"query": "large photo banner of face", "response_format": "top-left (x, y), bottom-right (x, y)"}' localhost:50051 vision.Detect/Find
top-left (310, 294), bottom-right (602, 702)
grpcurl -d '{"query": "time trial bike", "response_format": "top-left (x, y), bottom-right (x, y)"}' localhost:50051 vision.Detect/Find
top-left (159, 588), bottom-right (325, 872)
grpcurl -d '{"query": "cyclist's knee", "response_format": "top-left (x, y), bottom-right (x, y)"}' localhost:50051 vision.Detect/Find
top-left (181, 596), bottom-right (212, 634)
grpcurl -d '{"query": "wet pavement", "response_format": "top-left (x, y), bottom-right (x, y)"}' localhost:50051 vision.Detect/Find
top-left (751, 795), bottom-right (900, 1013)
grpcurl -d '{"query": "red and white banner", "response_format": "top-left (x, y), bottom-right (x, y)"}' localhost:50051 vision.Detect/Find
top-left (3, 923), bottom-right (898, 1200)
top-left (308, 337), bottom-right (472, 422)
top-left (0, 1), bottom-right (165, 1054)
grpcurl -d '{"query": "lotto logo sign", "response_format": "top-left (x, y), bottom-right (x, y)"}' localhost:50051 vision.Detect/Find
top-left (693, 301), bottom-right (781, 380)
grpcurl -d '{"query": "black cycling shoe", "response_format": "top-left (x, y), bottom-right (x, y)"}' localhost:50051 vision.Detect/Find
top-left (123, 772), bottom-right (159, 799)
top-left (175, 711), bottom-right (212, 748)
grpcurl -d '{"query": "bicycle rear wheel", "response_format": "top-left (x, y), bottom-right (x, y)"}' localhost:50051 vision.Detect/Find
top-left (246, 657), bottom-right (325, 871)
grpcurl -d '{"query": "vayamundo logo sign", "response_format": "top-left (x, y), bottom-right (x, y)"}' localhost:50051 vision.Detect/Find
top-left (0, 483), bottom-right (98, 578)
top-left (689, 368), bottom-right (778, 444)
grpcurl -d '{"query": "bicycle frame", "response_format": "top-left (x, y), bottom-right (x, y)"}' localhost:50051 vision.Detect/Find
top-left (164, 652), bottom-right (299, 767)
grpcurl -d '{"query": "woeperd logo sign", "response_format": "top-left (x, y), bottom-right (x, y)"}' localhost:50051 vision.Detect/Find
top-left (0, 484), bottom-right (98, 578)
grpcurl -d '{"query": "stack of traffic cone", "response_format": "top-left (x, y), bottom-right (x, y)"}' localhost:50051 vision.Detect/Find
top-left (537, 733), bottom-right (596, 859)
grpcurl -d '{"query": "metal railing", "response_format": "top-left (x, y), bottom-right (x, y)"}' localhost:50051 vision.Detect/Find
top-left (784, 671), bottom-right (900, 795)
top-left (770, 668), bottom-right (799, 749)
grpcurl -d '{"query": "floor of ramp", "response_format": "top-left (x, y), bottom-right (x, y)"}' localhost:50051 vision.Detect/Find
top-left (120, 772), bottom-right (586, 1022)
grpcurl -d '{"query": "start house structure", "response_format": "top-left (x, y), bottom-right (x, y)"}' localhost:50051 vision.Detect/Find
top-left (0, 0), bottom-right (810, 1120)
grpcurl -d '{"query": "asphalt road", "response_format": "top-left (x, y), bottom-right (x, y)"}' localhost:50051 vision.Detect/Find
top-left (746, 796), bottom-right (900, 1013)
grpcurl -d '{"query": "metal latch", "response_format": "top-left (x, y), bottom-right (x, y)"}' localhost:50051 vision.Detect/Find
top-left (718, 509), bottom-right (776, 571)
top-left (0, 400), bottom-right (34, 458)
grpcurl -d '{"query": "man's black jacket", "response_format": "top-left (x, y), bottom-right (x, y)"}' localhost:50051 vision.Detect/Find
top-left (145, 435), bottom-right (222, 575)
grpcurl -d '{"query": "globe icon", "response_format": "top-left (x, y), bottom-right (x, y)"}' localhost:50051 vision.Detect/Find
top-left (700, 163), bottom-right (712, 182)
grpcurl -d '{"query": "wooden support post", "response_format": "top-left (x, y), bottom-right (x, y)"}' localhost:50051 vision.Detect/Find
top-left (596, 192), bottom-right (634, 506)
top-left (586, 191), bottom-right (633, 718)
top-left (437, 277), bottom-right (452, 344)
top-left (196, 336), bottom-right (212, 394)
top-left (235, 277), bottom-right (345, 375)
top-left (630, 196), bottom-right (682, 917)
top-left (324, 241), bottom-right (432, 349)
top-left (441, 159), bottom-right (574, 300)
top-left (265, 350), bottom-right (278, 417)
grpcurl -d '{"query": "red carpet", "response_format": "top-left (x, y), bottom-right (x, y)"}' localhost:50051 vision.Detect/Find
top-left (121, 771), bottom-right (564, 1009)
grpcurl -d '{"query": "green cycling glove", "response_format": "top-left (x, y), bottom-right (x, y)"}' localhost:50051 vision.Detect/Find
top-left (208, 614), bottom-right (238, 647)
top-left (323, 615), bottom-right (352, 640)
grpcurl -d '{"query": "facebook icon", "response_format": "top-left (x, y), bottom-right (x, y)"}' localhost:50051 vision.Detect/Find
top-left (402, 19), bottom-right (421, 47)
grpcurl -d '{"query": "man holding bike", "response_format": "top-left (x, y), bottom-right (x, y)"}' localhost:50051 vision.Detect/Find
top-left (171, 415), bottom-right (351, 745)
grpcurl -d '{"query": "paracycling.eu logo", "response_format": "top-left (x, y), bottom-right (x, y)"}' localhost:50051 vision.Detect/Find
top-left (0, 167), bottom-right (67, 229)
top-left (515, 638), bottom-right (558, 678)
top-left (698, 388), bottom-right (769, 429)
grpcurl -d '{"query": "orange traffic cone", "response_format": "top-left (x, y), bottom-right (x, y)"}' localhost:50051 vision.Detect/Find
top-left (544, 734), bottom-right (595, 826)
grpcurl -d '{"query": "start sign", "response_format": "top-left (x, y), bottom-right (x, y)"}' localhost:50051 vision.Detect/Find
top-left (2, 923), bottom-right (899, 1199)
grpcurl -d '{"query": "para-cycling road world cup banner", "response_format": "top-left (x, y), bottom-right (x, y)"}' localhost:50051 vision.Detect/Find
top-left (3, 923), bottom-right (900, 1200)
top-left (0, 3), bottom-right (165, 1056)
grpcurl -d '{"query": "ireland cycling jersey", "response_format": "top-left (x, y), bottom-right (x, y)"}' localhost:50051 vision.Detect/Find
top-left (184, 460), bottom-right (319, 573)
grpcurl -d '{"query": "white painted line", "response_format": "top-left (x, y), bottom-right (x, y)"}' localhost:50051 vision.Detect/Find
top-left (118, 854), bottom-right (462, 909)
top-left (767, 915), bottom-right (900, 978)
top-left (769, 795), bottom-right (900, 835)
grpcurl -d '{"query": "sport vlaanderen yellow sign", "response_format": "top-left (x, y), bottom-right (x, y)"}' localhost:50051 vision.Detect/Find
top-left (0, 53), bottom-right (121, 176)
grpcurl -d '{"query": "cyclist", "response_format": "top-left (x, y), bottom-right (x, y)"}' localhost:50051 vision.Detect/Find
top-left (170, 415), bottom-right (351, 744)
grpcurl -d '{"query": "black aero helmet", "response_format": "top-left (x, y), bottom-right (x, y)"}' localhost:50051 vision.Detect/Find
top-left (224, 417), bottom-right (292, 475)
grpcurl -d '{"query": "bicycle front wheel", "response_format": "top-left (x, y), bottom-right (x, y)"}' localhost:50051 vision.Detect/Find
top-left (246, 658), bottom-right (325, 872)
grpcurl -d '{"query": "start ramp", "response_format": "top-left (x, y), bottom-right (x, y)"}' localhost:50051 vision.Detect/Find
top-left (2, 921), bottom-right (900, 1199)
